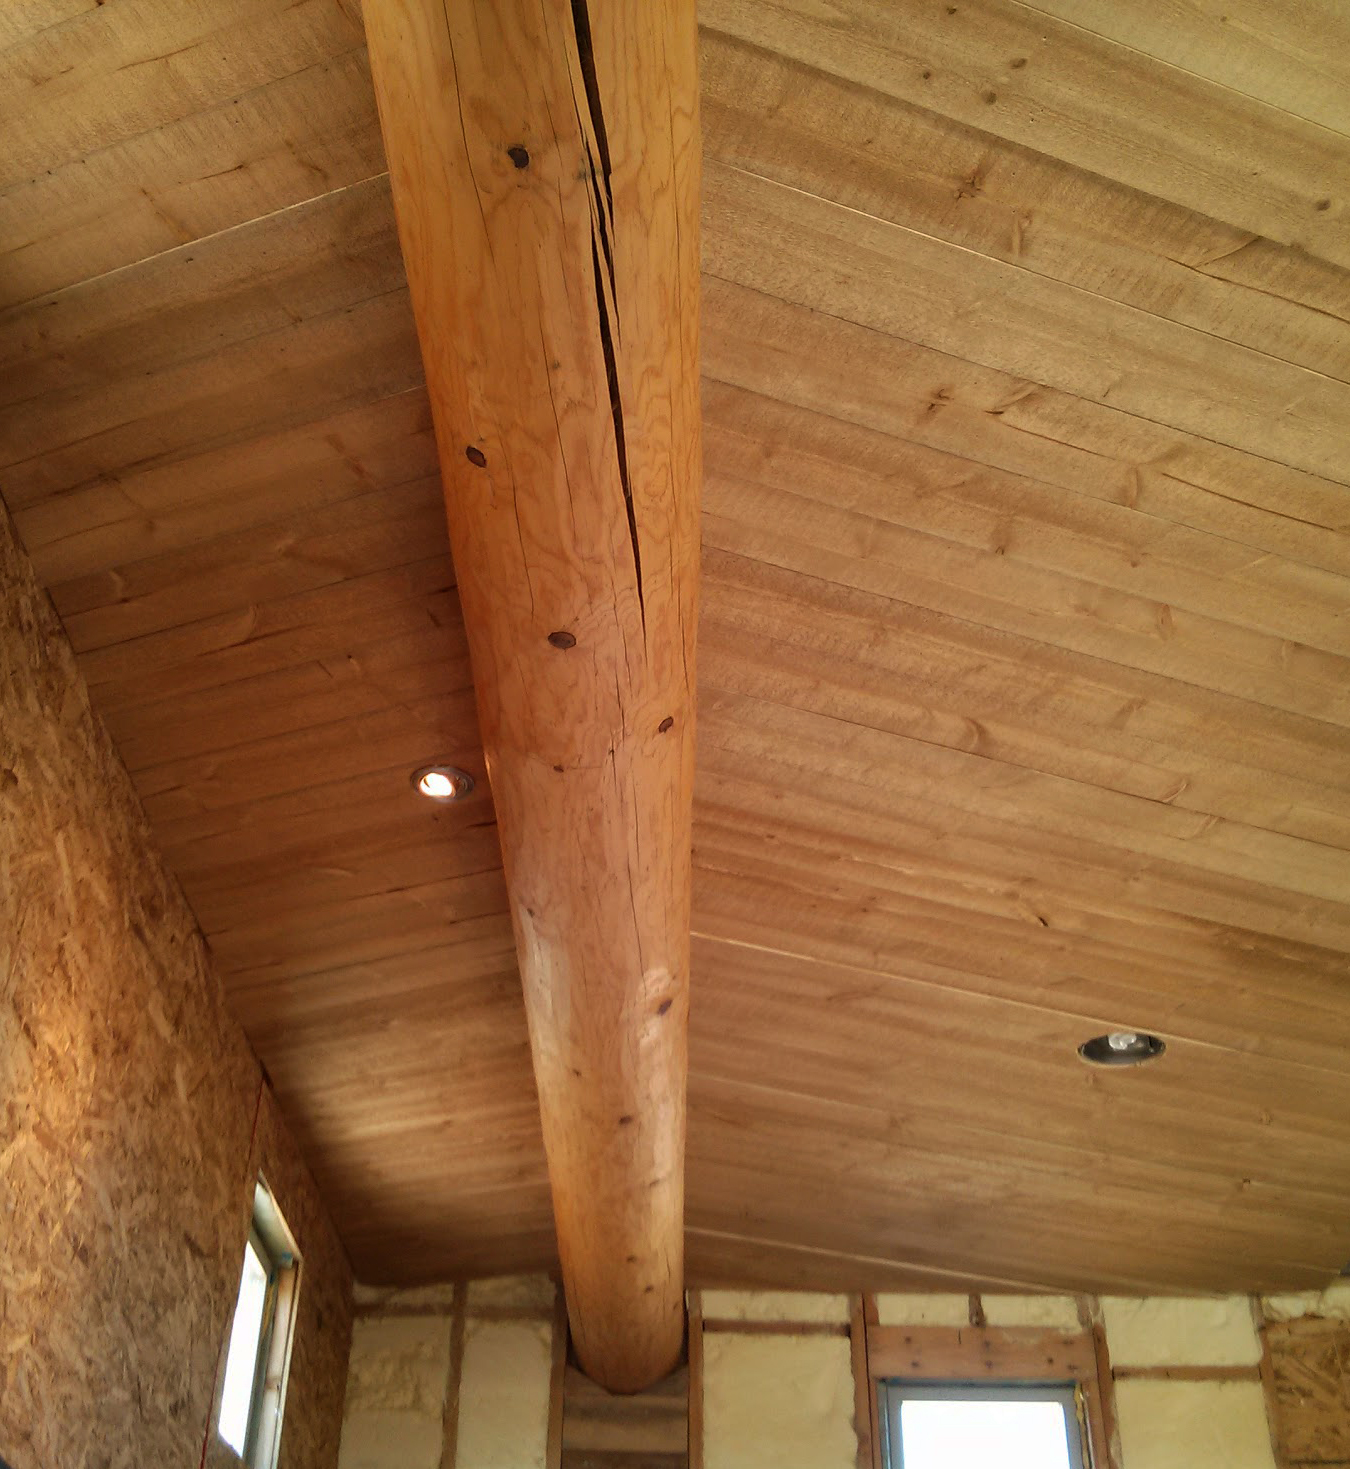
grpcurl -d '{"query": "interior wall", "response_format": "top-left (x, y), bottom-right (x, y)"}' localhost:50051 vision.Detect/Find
top-left (701, 1292), bottom-right (855, 1469)
top-left (339, 1277), bottom-right (1350, 1469)
top-left (337, 1276), bottom-right (556, 1469)
top-left (0, 504), bottom-right (353, 1469)
top-left (339, 1272), bottom-right (693, 1469)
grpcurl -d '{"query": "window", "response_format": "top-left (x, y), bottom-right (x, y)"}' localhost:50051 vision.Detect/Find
top-left (880, 1383), bottom-right (1089, 1469)
top-left (218, 1178), bottom-right (301, 1467)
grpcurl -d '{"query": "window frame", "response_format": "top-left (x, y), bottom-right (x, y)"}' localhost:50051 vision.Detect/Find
top-left (219, 1178), bottom-right (302, 1468)
top-left (858, 1313), bottom-right (1118, 1469)
top-left (878, 1379), bottom-right (1091, 1469)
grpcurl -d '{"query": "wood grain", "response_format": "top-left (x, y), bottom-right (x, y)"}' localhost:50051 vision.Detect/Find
top-left (4, 0), bottom-right (1350, 1308)
top-left (363, 0), bottom-right (701, 1389)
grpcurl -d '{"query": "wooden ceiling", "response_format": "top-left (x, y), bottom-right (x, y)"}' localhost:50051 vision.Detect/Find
top-left (5, 0), bottom-right (1350, 1296)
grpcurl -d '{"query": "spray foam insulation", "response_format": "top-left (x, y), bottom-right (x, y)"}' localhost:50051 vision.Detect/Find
top-left (1115, 1381), bottom-right (1276, 1469)
top-left (703, 1334), bottom-right (856, 1469)
top-left (338, 1317), bottom-right (453, 1469)
top-left (700, 1290), bottom-right (850, 1323)
top-left (1102, 1295), bottom-right (1261, 1367)
top-left (456, 1319), bottom-right (552, 1469)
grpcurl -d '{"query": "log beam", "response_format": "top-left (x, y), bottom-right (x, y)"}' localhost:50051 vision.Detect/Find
top-left (363, 0), bottom-right (700, 1391)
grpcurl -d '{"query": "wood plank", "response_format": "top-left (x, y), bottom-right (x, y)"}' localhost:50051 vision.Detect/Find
top-left (700, 1320), bottom-right (848, 1337)
top-left (701, 0), bottom-right (1350, 270)
top-left (851, 1296), bottom-right (878, 1469)
top-left (0, 173), bottom-right (405, 411)
top-left (687, 1064), bottom-right (1350, 1232)
top-left (0, 283), bottom-right (422, 507)
top-left (690, 1168), bottom-right (1337, 1294)
top-left (866, 1324), bottom-right (1097, 1380)
top-left (0, 1), bottom-right (98, 51)
top-left (688, 1291), bottom-right (704, 1469)
top-left (698, 691), bottom-right (1350, 908)
top-left (547, 1288), bottom-right (567, 1469)
top-left (55, 477), bottom-right (447, 653)
top-left (364, 0), bottom-right (701, 1391)
top-left (703, 279), bottom-right (1350, 580)
top-left (77, 557), bottom-right (457, 705)
top-left (702, 31), bottom-right (1350, 383)
top-left (1112, 1365), bottom-right (1262, 1380)
top-left (209, 874), bottom-right (511, 987)
top-left (561, 1365), bottom-right (689, 1456)
top-left (0, 0), bottom-right (366, 192)
top-left (704, 162), bottom-right (1350, 487)
top-left (106, 624), bottom-right (470, 774)
top-left (686, 1230), bottom-right (1031, 1295)
top-left (689, 1110), bottom-right (1350, 1289)
top-left (693, 848), bottom-right (1350, 1069)
top-left (701, 549), bottom-right (1350, 847)
top-left (1022, 0), bottom-right (1350, 135)
top-left (441, 1284), bottom-right (467, 1469)
top-left (0, 48), bottom-right (385, 306)
top-left (695, 750), bottom-right (1350, 958)
top-left (11, 387), bottom-right (436, 584)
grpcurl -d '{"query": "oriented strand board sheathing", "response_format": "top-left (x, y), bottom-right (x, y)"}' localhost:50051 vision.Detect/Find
top-left (1102, 1296), bottom-right (1262, 1367)
top-left (1264, 1319), bottom-right (1350, 1464)
top-left (1114, 1380), bottom-right (1276, 1469)
top-left (455, 1320), bottom-right (552, 1469)
top-left (703, 1334), bottom-right (855, 1469)
top-left (0, 502), bottom-right (350, 1468)
top-left (0, 501), bottom-right (259, 1466)
top-left (700, 1290), bottom-right (850, 1323)
top-left (337, 1317), bottom-right (453, 1469)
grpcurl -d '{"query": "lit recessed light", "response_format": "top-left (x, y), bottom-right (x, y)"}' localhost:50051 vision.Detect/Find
top-left (1079, 1030), bottom-right (1166, 1067)
top-left (411, 764), bottom-right (474, 802)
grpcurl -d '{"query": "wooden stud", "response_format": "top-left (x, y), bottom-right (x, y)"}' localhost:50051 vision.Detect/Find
top-left (700, 1319), bottom-right (850, 1337)
top-left (1250, 1296), bottom-right (1285, 1469)
top-left (1085, 1298), bottom-right (1124, 1469)
top-left (547, 1284), bottom-right (569, 1469)
top-left (851, 1295), bottom-right (879, 1469)
top-left (866, 1324), bottom-right (1098, 1382)
top-left (440, 1283), bottom-right (468, 1469)
top-left (362, 0), bottom-right (701, 1391)
top-left (1111, 1364), bottom-right (1262, 1382)
top-left (687, 1290), bottom-right (704, 1469)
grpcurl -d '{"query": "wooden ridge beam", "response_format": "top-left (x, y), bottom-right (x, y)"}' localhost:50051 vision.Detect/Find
top-left (363, 0), bottom-right (701, 1391)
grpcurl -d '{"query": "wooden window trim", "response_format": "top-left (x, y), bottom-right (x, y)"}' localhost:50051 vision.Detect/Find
top-left (855, 1295), bottom-right (1122, 1469)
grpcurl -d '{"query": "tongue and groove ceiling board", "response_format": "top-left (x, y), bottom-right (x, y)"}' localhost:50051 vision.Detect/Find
top-left (4, 0), bottom-right (1350, 1294)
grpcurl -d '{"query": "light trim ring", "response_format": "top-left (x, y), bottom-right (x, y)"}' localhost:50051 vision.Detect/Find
top-left (412, 764), bottom-right (475, 802)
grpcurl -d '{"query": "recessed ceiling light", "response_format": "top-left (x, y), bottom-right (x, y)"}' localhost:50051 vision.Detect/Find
top-left (411, 764), bottom-right (475, 802)
top-left (1078, 1030), bottom-right (1166, 1067)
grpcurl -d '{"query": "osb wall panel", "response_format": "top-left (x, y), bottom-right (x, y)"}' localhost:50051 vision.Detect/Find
top-left (1265, 1319), bottom-right (1350, 1466)
top-left (0, 503), bottom-right (351, 1469)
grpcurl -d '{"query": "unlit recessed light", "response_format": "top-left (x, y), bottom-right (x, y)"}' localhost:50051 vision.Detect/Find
top-left (1078, 1030), bottom-right (1166, 1067)
top-left (412, 764), bottom-right (474, 802)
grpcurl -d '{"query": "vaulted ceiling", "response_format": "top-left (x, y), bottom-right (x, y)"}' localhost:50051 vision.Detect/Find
top-left (4, 0), bottom-right (1350, 1296)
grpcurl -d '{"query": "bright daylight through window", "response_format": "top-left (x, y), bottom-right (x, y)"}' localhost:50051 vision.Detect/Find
top-left (218, 1179), bottom-right (301, 1466)
top-left (881, 1384), bottom-right (1086, 1469)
